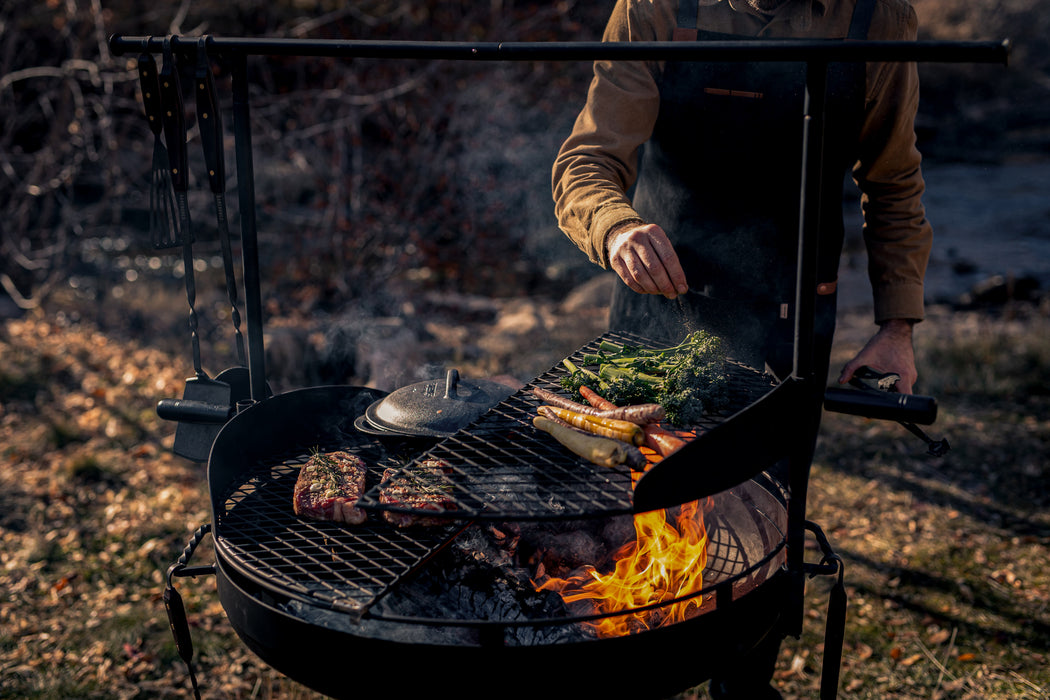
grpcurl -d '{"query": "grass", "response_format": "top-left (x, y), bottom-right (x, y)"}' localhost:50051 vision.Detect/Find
top-left (1, 302), bottom-right (1048, 699)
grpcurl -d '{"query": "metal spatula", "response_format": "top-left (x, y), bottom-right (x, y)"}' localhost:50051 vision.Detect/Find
top-left (137, 47), bottom-right (182, 250)
top-left (157, 37), bottom-right (232, 462)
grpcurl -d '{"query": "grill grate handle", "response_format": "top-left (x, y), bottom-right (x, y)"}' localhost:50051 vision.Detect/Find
top-left (164, 524), bottom-right (214, 700)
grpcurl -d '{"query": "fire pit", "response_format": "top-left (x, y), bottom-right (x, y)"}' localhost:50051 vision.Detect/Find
top-left (107, 32), bottom-right (1005, 700)
top-left (157, 331), bottom-right (831, 700)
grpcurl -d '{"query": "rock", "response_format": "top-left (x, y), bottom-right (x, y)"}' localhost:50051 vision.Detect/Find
top-left (956, 274), bottom-right (1041, 309)
top-left (560, 273), bottom-right (615, 315)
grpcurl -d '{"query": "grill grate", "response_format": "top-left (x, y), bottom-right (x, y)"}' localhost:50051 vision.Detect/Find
top-left (357, 330), bottom-right (777, 520)
top-left (212, 331), bottom-right (778, 618)
top-left (216, 442), bottom-right (462, 616)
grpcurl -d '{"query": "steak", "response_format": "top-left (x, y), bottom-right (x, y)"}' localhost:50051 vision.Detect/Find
top-left (379, 458), bottom-right (457, 528)
top-left (293, 450), bottom-right (368, 524)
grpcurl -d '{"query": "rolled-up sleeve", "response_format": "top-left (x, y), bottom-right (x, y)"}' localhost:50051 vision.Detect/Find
top-left (551, 0), bottom-right (668, 268)
top-left (854, 0), bottom-right (932, 323)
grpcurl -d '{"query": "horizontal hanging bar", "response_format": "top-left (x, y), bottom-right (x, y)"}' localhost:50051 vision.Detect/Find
top-left (109, 34), bottom-right (1009, 65)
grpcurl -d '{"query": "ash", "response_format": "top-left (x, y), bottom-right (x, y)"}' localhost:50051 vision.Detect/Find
top-left (286, 515), bottom-right (637, 646)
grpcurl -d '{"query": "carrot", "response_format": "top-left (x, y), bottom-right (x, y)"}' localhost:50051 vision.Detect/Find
top-left (579, 385), bottom-right (616, 410)
top-left (532, 387), bottom-right (604, 416)
top-left (642, 425), bottom-right (687, 457)
top-left (538, 406), bottom-right (644, 446)
top-left (579, 386), bottom-right (666, 425)
top-left (533, 416), bottom-right (646, 470)
top-left (581, 385), bottom-right (683, 456)
top-left (535, 386), bottom-right (664, 425)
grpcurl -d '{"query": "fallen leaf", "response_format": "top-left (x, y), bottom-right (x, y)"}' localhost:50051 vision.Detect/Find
top-left (929, 628), bottom-right (951, 645)
top-left (901, 653), bottom-right (924, 667)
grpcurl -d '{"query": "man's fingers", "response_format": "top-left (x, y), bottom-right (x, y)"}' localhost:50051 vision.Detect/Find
top-left (608, 224), bottom-right (687, 297)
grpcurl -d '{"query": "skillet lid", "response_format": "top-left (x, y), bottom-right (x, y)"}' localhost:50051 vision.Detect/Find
top-left (362, 369), bottom-right (514, 438)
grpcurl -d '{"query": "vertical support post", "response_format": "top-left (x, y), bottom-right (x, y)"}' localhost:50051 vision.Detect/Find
top-left (793, 60), bottom-right (828, 383)
top-left (230, 52), bottom-right (268, 402)
top-left (785, 60), bottom-right (830, 639)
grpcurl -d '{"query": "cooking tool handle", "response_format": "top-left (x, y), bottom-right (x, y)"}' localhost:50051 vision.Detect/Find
top-left (194, 37), bottom-right (225, 194)
top-left (157, 397), bottom-right (233, 424)
top-left (158, 37), bottom-right (190, 197)
top-left (195, 37), bottom-right (247, 366)
top-left (137, 47), bottom-right (163, 137)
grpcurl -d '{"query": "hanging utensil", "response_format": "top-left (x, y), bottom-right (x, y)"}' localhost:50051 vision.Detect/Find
top-left (137, 42), bottom-right (180, 250)
top-left (158, 36), bottom-right (232, 462)
top-left (194, 36), bottom-right (257, 405)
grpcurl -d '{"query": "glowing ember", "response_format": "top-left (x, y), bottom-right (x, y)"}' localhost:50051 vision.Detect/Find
top-left (534, 499), bottom-right (710, 637)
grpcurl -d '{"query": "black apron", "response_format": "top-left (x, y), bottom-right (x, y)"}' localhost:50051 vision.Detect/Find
top-left (611, 0), bottom-right (875, 381)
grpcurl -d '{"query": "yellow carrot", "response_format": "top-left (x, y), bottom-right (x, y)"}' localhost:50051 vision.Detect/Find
top-left (540, 405), bottom-right (644, 446)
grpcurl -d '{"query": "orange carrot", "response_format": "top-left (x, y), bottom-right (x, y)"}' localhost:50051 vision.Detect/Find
top-left (580, 385), bottom-right (616, 410)
top-left (642, 425), bottom-right (687, 457)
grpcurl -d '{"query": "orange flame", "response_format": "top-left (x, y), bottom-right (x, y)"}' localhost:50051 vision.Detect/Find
top-left (535, 499), bottom-right (710, 637)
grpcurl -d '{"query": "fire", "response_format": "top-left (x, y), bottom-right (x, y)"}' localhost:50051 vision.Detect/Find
top-left (535, 498), bottom-right (710, 637)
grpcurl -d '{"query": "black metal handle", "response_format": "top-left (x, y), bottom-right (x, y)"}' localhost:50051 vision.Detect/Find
top-left (803, 521), bottom-right (846, 700)
top-left (159, 37), bottom-right (189, 193)
top-left (823, 386), bottom-right (938, 425)
top-left (165, 524), bottom-right (212, 700)
top-left (137, 48), bottom-right (164, 137)
top-left (157, 397), bottom-right (232, 424)
top-left (195, 37), bottom-right (225, 194)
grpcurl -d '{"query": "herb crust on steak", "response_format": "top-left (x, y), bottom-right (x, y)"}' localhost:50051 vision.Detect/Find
top-left (379, 458), bottom-right (457, 528)
top-left (293, 450), bottom-right (368, 524)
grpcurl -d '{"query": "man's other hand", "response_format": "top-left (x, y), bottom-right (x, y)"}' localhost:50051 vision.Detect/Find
top-left (838, 318), bottom-right (918, 394)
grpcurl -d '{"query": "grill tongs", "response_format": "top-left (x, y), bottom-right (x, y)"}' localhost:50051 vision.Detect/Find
top-left (823, 366), bottom-right (950, 457)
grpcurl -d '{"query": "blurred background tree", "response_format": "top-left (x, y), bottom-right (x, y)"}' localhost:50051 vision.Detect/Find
top-left (0, 0), bottom-right (1044, 326)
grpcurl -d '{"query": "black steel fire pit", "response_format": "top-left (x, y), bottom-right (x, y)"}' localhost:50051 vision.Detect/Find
top-left (194, 369), bottom-right (800, 700)
top-left (108, 33), bottom-right (1005, 700)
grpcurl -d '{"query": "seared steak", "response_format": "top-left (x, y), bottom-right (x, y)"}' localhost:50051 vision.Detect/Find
top-left (293, 450), bottom-right (368, 524)
top-left (379, 458), bottom-right (457, 528)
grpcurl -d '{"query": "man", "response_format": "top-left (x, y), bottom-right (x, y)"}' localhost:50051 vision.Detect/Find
top-left (552, 0), bottom-right (930, 394)
top-left (551, 0), bottom-right (931, 696)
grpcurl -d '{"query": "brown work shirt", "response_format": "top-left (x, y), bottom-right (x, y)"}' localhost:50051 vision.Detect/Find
top-left (552, 0), bottom-right (933, 323)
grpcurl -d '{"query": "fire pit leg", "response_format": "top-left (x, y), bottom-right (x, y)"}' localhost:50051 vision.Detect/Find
top-left (804, 520), bottom-right (847, 700)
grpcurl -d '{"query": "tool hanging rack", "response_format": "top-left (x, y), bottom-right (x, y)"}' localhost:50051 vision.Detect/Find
top-left (109, 33), bottom-right (1009, 408)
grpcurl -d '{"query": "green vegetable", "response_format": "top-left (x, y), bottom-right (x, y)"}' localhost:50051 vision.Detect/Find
top-left (558, 330), bottom-right (729, 426)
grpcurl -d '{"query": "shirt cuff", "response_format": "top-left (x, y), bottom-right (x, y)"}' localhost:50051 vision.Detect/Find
top-left (593, 206), bottom-right (644, 268)
top-left (872, 281), bottom-right (925, 324)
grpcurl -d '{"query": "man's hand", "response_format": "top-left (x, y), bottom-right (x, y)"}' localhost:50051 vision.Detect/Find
top-left (606, 222), bottom-right (689, 299)
top-left (838, 319), bottom-right (918, 394)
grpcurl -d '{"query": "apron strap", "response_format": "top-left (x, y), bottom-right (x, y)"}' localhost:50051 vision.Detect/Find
top-left (675, 0), bottom-right (878, 41)
top-left (674, 0), bottom-right (699, 41)
top-left (847, 0), bottom-right (878, 40)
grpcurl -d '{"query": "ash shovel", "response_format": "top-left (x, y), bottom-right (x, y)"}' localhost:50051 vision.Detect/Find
top-left (153, 37), bottom-right (232, 462)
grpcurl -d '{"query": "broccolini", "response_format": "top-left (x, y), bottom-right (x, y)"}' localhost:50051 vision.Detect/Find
top-left (559, 330), bottom-right (729, 426)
